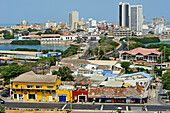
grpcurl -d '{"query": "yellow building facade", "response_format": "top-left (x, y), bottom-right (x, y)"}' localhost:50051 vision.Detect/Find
top-left (10, 71), bottom-right (70, 102)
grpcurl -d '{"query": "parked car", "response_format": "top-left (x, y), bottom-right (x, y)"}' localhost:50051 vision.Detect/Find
top-left (1, 93), bottom-right (9, 97)
top-left (0, 98), bottom-right (5, 104)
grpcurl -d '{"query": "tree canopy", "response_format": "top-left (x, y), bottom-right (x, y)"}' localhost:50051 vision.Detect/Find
top-left (161, 72), bottom-right (170, 90)
top-left (1, 65), bottom-right (30, 85)
top-left (121, 62), bottom-right (130, 73)
top-left (52, 66), bottom-right (74, 81)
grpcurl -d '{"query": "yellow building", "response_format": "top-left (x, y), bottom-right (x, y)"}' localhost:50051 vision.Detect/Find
top-left (56, 85), bottom-right (74, 102)
top-left (11, 71), bottom-right (61, 102)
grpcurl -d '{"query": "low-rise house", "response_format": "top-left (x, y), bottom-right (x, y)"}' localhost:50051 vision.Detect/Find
top-left (119, 47), bottom-right (161, 62)
top-left (73, 78), bottom-right (89, 102)
top-left (60, 59), bottom-right (90, 68)
top-left (56, 85), bottom-right (74, 102)
top-left (88, 85), bottom-right (147, 103)
top-left (11, 71), bottom-right (61, 102)
top-left (118, 72), bottom-right (152, 90)
top-left (99, 81), bottom-right (123, 88)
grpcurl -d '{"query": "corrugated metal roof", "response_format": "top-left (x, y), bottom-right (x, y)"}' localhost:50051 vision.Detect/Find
top-left (118, 72), bottom-right (152, 80)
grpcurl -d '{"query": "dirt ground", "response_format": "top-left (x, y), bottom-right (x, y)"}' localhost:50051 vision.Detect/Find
top-left (6, 110), bottom-right (69, 113)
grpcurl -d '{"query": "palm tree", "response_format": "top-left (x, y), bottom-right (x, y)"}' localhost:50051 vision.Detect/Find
top-left (94, 47), bottom-right (99, 56)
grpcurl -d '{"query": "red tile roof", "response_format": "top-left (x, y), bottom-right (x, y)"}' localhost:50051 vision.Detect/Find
top-left (119, 47), bottom-right (161, 55)
top-left (88, 86), bottom-right (143, 98)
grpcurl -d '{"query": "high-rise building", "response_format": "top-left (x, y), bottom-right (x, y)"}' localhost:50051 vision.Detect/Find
top-left (69, 11), bottom-right (79, 29)
top-left (119, 2), bottom-right (130, 28)
top-left (130, 5), bottom-right (143, 31)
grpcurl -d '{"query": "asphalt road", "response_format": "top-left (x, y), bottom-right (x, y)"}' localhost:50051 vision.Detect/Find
top-left (2, 102), bottom-right (170, 111)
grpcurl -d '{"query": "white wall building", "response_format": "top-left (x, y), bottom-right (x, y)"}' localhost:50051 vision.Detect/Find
top-left (45, 21), bottom-right (57, 28)
top-left (88, 18), bottom-right (97, 28)
top-left (41, 34), bottom-right (77, 40)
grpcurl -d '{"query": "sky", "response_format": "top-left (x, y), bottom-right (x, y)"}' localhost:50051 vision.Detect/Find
top-left (0, 0), bottom-right (170, 25)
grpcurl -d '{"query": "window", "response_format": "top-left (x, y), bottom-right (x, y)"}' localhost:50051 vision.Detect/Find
top-left (15, 84), bottom-right (18, 88)
top-left (27, 85), bottom-right (33, 88)
top-left (28, 94), bottom-right (36, 99)
top-left (47, 85), bottom-right (54, 89)
top-left (14, 94), bottom-right (17, 99)
top-left (36, 85), bottom-right (42, 89)
top-left (53, 94), bottom-right (57, 100)
top-left (56, 85), bottom-right (58, 88)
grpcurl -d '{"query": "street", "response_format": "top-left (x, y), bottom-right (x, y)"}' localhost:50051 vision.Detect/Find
top-left (2, 102), bottom-right (170, 112)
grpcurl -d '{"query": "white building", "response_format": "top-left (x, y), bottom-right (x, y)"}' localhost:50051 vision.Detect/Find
top-left (69, 11), bottom-right (79, 29)
top-left (155, 24), bottom-right (166, 34)
top-left (130, 5), bottom-right (143, 32)
top-left (45, 21), bottom-right (57, 28)
top-left (41, 34), bottom-right (78, 40)
top-left (118, 72), bottom-right (152, 90)
top-left (88, 18), bottom-right (97, 28)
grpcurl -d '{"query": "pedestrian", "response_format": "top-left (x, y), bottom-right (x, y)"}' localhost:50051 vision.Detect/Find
top-left (99, 98), bottom-right (101, 103)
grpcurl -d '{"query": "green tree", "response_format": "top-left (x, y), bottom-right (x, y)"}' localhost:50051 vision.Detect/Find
top-left (148, 31), bottom-right (154, 34)
top-left (1, 65), bottom-right (30, 86)
top-left (76, 29), bottom-right (84, 32)
top-left (127, 54), bottom-right (132, 60)
top-left (94, 47), bottom-right (99, 55)
top-left (121, 62), bottom-right (130, 73)
top-left (87, 49), bottom-right (93, 56)
top-left (14, 29), bottom-right (21, 33)
top-left (154, 68), bottom-right (165, 76)
top-left (52, 66), bottom-right (74, 81)
top-left (161, 72), bottom-right (170, 90)
top-left (38, 57), bottom-right (57, 66)
top-left (22, 30), bottom-right (29, 36)
top-left (35, 32), bottom-right (42, 36)
top-left (3, 30), bottom-right (14, 39)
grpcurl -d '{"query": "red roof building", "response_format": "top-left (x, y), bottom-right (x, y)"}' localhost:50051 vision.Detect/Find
top-left (118, 47), bottom-right (161, 62)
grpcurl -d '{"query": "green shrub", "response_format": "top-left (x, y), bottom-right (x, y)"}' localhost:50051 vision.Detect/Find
top-left (11, 40), bottom-right (40, 45)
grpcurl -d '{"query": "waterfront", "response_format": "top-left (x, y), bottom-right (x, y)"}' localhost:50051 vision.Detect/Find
top-left (0, 44), bottom-right (69, 51)
top-left (145, 41), bottom-right (170, 46)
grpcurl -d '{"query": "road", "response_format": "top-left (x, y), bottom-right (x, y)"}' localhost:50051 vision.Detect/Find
top-left (2, 102), bottom-right (170, 111)
top-left (80, 41), bottom-right (98, 59)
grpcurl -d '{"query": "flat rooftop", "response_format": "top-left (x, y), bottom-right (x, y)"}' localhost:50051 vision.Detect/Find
top-left (0, 50), bottom-right (42, 56)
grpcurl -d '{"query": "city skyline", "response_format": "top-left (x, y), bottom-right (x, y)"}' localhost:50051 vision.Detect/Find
top-left (0, 0), bottom-right (170, 25)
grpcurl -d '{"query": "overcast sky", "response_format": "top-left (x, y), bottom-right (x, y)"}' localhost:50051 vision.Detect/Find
top-left (0, 0), bottom-right (169, 25)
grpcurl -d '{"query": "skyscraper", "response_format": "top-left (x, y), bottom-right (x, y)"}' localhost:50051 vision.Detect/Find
top-left (69, 11), bottom-right (79, 29)
top-left (130, 5), bottom-right (143, 31)
top-left (119, 2), bottom-right (130, 28)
